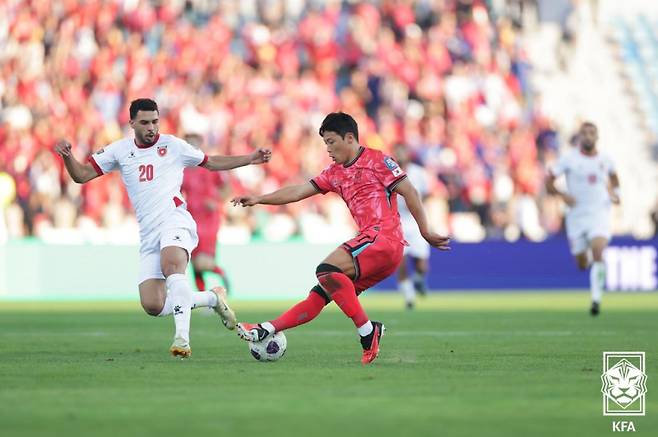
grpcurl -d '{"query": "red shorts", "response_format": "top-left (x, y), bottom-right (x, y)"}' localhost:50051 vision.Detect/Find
top-left (340, 229), bottom-right (404, 293)
top-left (192, 227), bottom-right (219, 258)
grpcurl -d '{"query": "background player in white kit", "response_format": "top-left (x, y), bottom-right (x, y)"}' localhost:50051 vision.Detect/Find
top-left (394, 145), bottom-right (432, 310)
top-left (54, 98), bottom-right (271, 357)
top-left (546, 122), bottom-right (621, 316)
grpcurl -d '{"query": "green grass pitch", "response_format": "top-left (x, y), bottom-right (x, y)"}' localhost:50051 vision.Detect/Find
top-left (1, 292), bottom-right (656, 437)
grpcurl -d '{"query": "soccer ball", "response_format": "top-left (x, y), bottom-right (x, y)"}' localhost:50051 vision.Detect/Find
top-left (248, 332), bottom-right (287, 362)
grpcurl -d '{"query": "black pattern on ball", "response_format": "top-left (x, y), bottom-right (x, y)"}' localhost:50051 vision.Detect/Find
top-left (266, 341), bottom-right (280, 354)
top-left (250, 349), bottom-right (261, 360)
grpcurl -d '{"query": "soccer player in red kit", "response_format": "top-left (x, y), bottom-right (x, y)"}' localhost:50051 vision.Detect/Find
top-left (232, 112), bottom-right (450, 364)
top-left (182, 133), bottom-right (231, 293)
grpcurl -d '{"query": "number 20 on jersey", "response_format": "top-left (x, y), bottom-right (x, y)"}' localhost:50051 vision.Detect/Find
top-left (139, 164), bottom-right (154, 181)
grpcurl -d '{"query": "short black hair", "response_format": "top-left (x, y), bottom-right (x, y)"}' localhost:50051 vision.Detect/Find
top-left (581, 121), bottom-right (597, 130)
top-left (319, 112), bottom-right (359, 142)
top-left (129, 98), bottom-right (159, 120)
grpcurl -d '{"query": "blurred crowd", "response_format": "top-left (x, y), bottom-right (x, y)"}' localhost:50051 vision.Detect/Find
top-left (0, 0), bottom-right (593, 244)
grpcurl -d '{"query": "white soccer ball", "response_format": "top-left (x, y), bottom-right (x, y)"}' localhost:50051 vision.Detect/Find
top-left (248, 332), bottom-right (287, 362)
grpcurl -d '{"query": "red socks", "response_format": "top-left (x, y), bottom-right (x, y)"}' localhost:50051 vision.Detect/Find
top-left (271, 290), bottom-right (327, 331)
top-left (194, 266), bottom-right (226, 291)
top-left (194, 270), bottom-right (205, 291)
top-left (317, 271), bottom-right (369, 328)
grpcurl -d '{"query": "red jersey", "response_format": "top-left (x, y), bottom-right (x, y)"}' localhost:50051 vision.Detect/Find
top-left (311, 147), bottom-right (407, 242)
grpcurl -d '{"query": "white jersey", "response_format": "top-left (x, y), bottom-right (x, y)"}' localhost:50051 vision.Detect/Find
top-left (89, 134), bottom-right (207, 246)
top-left (550, 149), bottom-right (615, 217)
top-left (397, 162), bottom-right (429, 221)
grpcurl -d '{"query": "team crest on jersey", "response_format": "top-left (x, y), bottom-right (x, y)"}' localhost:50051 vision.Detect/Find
top-left (384, 156), bottom-right (403, 177)
top-left (157, 145), bottom-right (167, 157)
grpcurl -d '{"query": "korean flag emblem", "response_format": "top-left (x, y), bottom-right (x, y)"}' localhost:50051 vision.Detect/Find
top-left (384, 156), bottom-right (403, 177)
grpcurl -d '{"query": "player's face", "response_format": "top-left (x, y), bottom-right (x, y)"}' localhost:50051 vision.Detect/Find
top-left (580, 125), bottom-right (598, 150)
top-left (130, 110), bottom-right (160, 145)
top-left (322, 131), bottom-right (356, 164)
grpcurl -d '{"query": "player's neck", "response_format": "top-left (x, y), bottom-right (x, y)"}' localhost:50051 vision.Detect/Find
top-left (580, 146), bottom-right (597, 156)
top-left (134, 134), bottom-right (160, 148)
top-left (343, 145), bottom-right (364, 167)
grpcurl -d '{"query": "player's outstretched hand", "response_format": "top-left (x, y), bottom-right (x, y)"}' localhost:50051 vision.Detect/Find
top-left (422, 232), bottom-right (451, 251)
top-left (231, 195), bottom-right (260, 207)
top-left (250, 148), bottom-right (272, 165)
top-left (54, 140), bottom-right (72, 158)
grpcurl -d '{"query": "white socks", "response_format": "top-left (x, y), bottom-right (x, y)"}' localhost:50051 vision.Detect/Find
top-left (358, 320), bottom-right (373, 337)
top-left (192, 291), bottom-right (218, 309)
top-left (590, 261), bottom-right (605, 304)
top-left (158, 290), bottom-right (218, 316)
top-left (400, 278), bottom-right (415, 306)
top-left (166, 273), bottom-right (193, 342)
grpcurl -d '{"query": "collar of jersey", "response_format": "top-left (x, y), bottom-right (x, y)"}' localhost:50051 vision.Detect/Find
top-left (343, 146), bottom-right (365, 168)
top-left (134, 134), bottom-right (160, 149)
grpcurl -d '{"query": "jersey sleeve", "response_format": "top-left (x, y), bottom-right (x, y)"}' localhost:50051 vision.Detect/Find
top-left (88, 143), bottom-right (119, 175)
top-left (310, 167), bottom-right (333, 194)
top-left (375, 155), bottom-right (407, 191)
top-left (604, 155), bottom-right (617, 174)
top-left (178, 138), bottom-right (208, 168)
top-left (549, 154), bottom-right (568, 177)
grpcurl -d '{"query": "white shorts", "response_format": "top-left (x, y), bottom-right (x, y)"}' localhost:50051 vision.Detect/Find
top-left (401, 218), bottom-right (430, 259)
top-left (565, 211), bottom-right (611, 256)
top-left (138, 209), bottom-right (199, 284)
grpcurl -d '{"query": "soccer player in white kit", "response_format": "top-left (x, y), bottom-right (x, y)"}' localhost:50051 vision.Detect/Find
top-left (54, 98), bottom-right (272, 356)
top-left (546, 122), bottom-right (621, 316)
top-left (394, 145), bottom-right (431, 309)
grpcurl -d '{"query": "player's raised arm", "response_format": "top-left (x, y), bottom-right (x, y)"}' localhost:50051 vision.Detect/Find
top-left (394, 178), bottom-right (450, 251)
top-left (53, 140), bottom-right (100, 184)
top-left (545, 172), bottom-right (576, 206)
top-left (202, 148), bottom-right (272, 171)
top-left (232, 182), bottom-right (319, 207)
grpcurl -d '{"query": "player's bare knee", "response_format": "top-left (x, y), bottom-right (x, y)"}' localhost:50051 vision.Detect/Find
top-left (161, 255), bottom-right (187, 277)
top-left (416, 259), bottom-right (429, 273)
top-left (576, 257), bottom-right (589, 270)
top-left (162, 264), bottom-right (185, 278)
top-left (193, 255), bottom-right (213, 271)
top-left (141, 300), bottom-right (163, 316)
